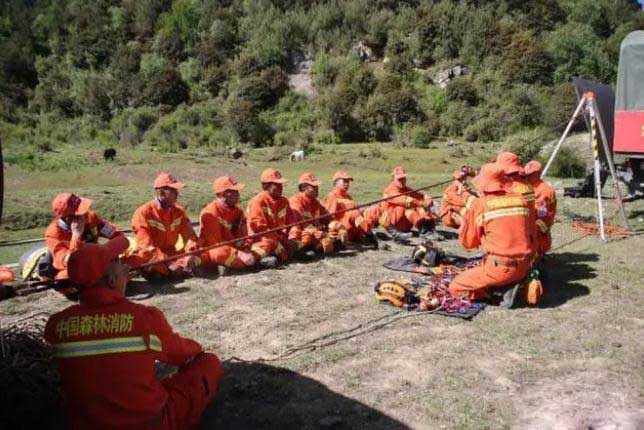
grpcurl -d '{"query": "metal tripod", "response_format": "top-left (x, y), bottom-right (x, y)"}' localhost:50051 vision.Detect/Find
top-left (542, 92), bottom-right (629, 242)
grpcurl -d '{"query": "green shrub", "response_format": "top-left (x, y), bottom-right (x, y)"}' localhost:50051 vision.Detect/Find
top-left (445, 78), bottom-right (478, 106)
top-left (463, 116), bottom-right (502, 142)
top-left (273, 130), bottom-right (311, 147)
top-left (313, 129), bottom-right (340, 145)
top-left (394, 123), bottom-right (434, 148)
top-left (506, 128), bottom-right (555, 164)
top-left (549, 147), bottom-right (586, 178)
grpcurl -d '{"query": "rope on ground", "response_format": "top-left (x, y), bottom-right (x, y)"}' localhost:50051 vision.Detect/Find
top-left (225, 307), bottom-right (441, 363)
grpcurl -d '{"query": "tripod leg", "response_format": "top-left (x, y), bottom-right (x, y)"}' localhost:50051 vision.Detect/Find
top-left (588, 110), bottom-right (607, 241)
top-left (594, 158), bottom-right (607, 242)
top-left (542, 97), bottom-right (586, 178)
top-left (591, 99), bottom-right (630, 231)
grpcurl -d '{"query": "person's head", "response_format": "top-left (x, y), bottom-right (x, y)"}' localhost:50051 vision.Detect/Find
top-left (523, 160), bottom-right (542, 184)
top-left (473, 163), bottom-right (509, 196)
top-left (213, 176), bottom-right (244, 207)
top-left (298, 173), bottom-right (321, 199)
top-left (67, 235), bottom-right (130, 294)
top-left (392, 166), bottom-right (407, 187)
top-left (52, 193), bottom-right (92, 224)
top-left (260, 168), bottom-right (287, 198)
top-left (453, 165), bottom-right (475, 181)
top-left (332, 171), bottom-right (353, 192)
top-left (154, 173), bottom-right (185, 205)
top-left (496, 152), bottom-right (524, 177)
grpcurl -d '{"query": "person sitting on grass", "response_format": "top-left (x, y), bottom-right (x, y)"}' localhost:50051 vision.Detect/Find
top-left (376, 166), bottom-right (438, 242)
top-left (126, 173), bottom-right (199, 280)
top-left (199, 176), bottom-right (257, 274)
top-left (45, 235), bottom-right (223, 430)
top-left (45, 192), bottom-right (122, 296)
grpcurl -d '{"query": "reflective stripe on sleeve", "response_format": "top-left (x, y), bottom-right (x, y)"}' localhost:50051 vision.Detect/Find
top-left (53, 336), bottom-right (148, 358)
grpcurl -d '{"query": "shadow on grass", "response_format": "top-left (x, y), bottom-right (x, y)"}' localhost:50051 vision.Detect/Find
top-left (538, 252), bottom-right (598, 308)
top-left (125, 279), bottom-right (190, 300)
top-left (201, 361), bottom-right (409, 430)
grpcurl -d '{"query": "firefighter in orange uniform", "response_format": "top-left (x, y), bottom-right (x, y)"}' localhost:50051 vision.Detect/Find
top-left (127, 173), bottom-right (199, 278)
top-left (44, 235), bottom-right (223, 430)
top-left (438, 166), bottom-right (477, 228)
top-left (288, 172), bottom-right (335, 256)
top-left (378, 166), bottom-right (436, 237)
top-left (496, 151), bottom-right (537, 243)
top-left (323, 170), bottom-right (378, 247)
top-left (45, 193), bottom-right (121, 280)
top-left (246, 168), bottom-right (297, 267)
top-left (199, 176), bottom-right (256, 270)
top-left (524, 160), bottom-right (557, 256)
top-left (448, 163), bottom-right (535, 301)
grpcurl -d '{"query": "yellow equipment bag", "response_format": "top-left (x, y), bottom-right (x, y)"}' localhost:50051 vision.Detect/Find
top-left (374, 280), bottom-right (419, 308)
top-left (525, 269), bottom-right (543, 305)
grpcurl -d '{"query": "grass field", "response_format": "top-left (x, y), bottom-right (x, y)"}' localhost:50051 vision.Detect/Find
top-left (1, 140), bottom-right (643, 429)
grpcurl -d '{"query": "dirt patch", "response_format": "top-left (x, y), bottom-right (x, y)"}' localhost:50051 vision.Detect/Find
top-left (514, 365), bottom-right (644, 430)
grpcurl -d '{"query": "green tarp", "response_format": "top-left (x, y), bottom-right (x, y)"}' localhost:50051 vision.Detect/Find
top-left (616, 30), bottom-right (644, 111)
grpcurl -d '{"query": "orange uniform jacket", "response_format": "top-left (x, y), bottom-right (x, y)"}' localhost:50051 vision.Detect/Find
top-left (130, 200), bottom-right (197, 261)
top-left (378, 181), bottom-right (434, 231)
top-left (199, 200), bottom-right (248, 268)
top-left (45, 212), bottom-right (120, 279)
top-left (246, 191), bottom-right (295, 260)
top-left (438, 181), bottom-right (476, 228)
top-left (44, 287), bottom-right (204, 429)
top-left (323, 188), bottom-right (372, 239)
top-left (532, 179), bottom-right (557, 254)
top-left (288, 192), bottom-right (332, 246)
top-left (459, 193), bottom-right (534, 258)
top-left (508, 177), bottom-right (537, 245)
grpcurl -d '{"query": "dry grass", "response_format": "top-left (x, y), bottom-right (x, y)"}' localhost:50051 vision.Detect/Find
top-left (1, 140), bottom-right (644, 429)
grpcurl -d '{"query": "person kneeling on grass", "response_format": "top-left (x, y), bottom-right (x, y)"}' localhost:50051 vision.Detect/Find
top-left (448, 163), bottom-right (534, 301)
top-left (198, 176), bottom-right (257, 273)
top-left (45, 235), bottom-right (223, 430)
top-left (126, 173), bottom-right (199, 280)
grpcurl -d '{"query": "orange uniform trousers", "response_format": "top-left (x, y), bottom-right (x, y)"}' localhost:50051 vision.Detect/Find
top-left (448, 256), bottom-right (531, 301)
top-left (157, 353), bottom-right (223, 430)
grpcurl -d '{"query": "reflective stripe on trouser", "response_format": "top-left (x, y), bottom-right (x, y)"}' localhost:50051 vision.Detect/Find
top-left (250, 236), bottom-right (288, 262)
top-left (379, 206), bottom-right (431, 232)
top-left (200, 246), bottom-right (246, 269)
top-left (53, 335), bottom-right (163, 358)
top-left (448, 256), bottom-right (531, 301)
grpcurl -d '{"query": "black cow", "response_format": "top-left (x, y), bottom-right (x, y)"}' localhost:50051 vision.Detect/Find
top-left (103, 148), bottom-right (117, 161)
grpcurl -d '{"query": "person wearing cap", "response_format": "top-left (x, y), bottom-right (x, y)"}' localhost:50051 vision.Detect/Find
top-left (44, 235), bottom-right (223, 430)
top-left (524, 160), bottom-right (557, 256)
top-left (378, 166), bottom-right (436, 238)
top-left (288, 172), bottom-right (335, 256)
top-left (448, 163), bottom-right (534, 301)
top-left (323, 170), bottom-right (378, 246)
top-left (437, 166), bottom-right (477, 228)
top-left (246, 168), bottom-right (298, 267)
top-left (198, 176), bottom-right (257, 271)
top-left (45, 192), bottom-right (121, 282)
top-left (127, 173), bottom-right (199, 278)
top-left (496, 151), bottom-right (537, 244)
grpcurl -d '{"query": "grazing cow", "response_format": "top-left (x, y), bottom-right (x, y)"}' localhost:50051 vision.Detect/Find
top-left (103, 148), bottom-right (117, 161)
top-left (289, 150), bottom-right (305, 162)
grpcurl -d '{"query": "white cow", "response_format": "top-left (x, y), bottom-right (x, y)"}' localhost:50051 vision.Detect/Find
top-left (289, 150), bottom-right (305, 162)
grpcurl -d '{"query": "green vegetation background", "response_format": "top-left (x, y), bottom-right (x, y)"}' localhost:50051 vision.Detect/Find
top-left (2, 0), bottom-right (642, 155)
top-left (0, 0), bottom-right (642, 238)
